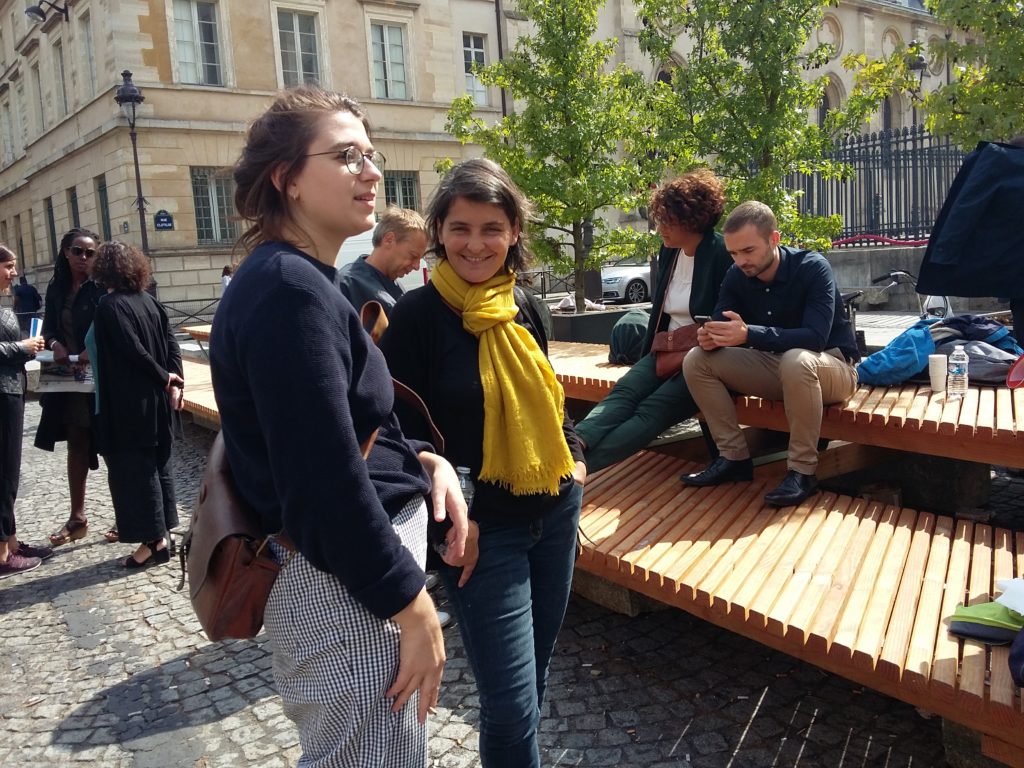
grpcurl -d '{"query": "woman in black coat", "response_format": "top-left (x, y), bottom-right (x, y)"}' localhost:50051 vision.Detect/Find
top-left (90, 241), bottom-right (184, 568)
top-left (0, 244), bottom-right (51, 578)
top-left (37, 228), bottom-right (105, 546)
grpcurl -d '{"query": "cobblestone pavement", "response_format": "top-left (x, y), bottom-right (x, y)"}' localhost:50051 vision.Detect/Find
top-left (8, 400), bottom-right (1017, 767)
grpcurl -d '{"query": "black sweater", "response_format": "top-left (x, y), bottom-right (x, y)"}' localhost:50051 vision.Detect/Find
top-left (380, 283), bottom-right (584, 522)
top-left (93, 291), bottom-right (181, 457)
top-left (210, 242), bottom-right (431, 620)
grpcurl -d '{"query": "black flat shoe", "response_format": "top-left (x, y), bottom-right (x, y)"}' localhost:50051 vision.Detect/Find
top-left (121, 540), bottom-right (170, 569)
top-left (764, 470), bottom-right (819, 507)
top-left (681, 456), bottom-right (753, 487)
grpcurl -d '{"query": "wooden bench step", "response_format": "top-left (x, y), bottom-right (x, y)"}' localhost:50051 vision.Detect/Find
top-left (577, 450), bottom-right (1024, 754)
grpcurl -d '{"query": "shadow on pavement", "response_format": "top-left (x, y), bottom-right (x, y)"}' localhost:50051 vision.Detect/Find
top-left (55, 638), bottom-right (277, 757)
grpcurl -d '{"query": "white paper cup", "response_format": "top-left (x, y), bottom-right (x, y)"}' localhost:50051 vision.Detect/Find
top-left (928, 354), bottom-right (947, 392)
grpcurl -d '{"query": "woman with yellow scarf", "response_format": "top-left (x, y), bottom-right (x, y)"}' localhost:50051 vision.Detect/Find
top-left (380, 158), bottom-right (586, 768)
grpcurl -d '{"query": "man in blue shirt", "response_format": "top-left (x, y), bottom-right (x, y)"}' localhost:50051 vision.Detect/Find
top-left (336, 206), bottom-right (426, 314)
top-left (681, 201), bottom-right (859, 507)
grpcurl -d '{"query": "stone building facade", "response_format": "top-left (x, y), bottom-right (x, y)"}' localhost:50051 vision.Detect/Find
top-left (0, 0), bottom-right (951, 303)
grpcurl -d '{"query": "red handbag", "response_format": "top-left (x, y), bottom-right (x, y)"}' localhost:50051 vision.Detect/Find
top-left (651, 324), bottom-right (699, 378)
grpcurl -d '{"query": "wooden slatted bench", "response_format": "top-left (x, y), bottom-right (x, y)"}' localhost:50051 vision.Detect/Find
top-left (549, 341), bottom-right (1024, 470)
top-left (579, 450), bottom-right (1024, 766)
top-left (181, 358), bottom-right (220, 429)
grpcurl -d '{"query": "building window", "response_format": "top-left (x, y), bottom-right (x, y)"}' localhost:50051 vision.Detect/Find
top-left (53, 40), bottom-right (69, 117)
top-left (30, 62), bottom-right (44, 133)
top-left (174, 0), bottom-right (222, 86)
top-left (371, 23), bottom-right (408, 99)
top-left (45, 197), bottom-right (57, 262)
top-left (384, 171), bottom-right (419, 210)
top-left (67, 187), bottom-right (80, 228)
top-left (79, 12), bottom-right (97, 98)
top-left (25, 208), bottom-right (37, 266)
top-left (95, 175), bottom-right (112, 241)
top-left (13, 214), bottom-right (23, 264)
top-left (14, 84), bottom-right (25, 148)
top-left (463, 33), bottom-right (487, 106)
top-left (0, 101), bottom-right (13, 164)
top-left (191, 167), bottom-right (238, 244)
top-left (277, 9), bottom-right (320, 87)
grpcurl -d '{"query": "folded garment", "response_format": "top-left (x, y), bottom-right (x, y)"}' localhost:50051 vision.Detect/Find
top-left (949, 621), bottom-right (1019, 645)
top-left (995, 578), bottom-right (1024, 614)
top-left (1011, 630), bottom-right (1024, 686)
top-left (951, 601), bottom-right (1024, 630)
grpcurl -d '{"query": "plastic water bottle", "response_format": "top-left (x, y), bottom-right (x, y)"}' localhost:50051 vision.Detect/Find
top-left (947, 345), bottom-right (969, 399)
top-left (456, 466), bottom-right (475, 511)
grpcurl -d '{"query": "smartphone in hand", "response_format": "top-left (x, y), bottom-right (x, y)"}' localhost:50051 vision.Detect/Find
top-left (694, 315), bottom-right (711, 327)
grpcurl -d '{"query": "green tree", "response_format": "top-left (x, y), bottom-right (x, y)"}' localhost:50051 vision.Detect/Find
top-left (637, 0), bottom-right (901, 250)
top-left (446, 0), bottom-right (663, 311)
top-left (919, 0), bottom-right (1024, 148)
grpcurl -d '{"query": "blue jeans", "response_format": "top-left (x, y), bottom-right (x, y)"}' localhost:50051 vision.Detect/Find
top-left (440, 482), bottom-right (583, 768)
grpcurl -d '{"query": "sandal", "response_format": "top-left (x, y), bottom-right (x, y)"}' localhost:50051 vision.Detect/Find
top-left (103, 528), bottom-right (120, 543)
top-left (122, 539), bottom-right (170, 569)
top-left (48, 520), bottom-right (88, 546)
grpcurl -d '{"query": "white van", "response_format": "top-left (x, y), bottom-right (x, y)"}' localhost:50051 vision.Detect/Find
top-left (335, 226), bottom-right (430, 293)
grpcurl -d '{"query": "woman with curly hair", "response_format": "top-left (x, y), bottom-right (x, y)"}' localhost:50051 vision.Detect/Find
top-left (36, 228), bottom-right (105, 546)
top-left (575, 169), bottom-right (734, 471)
top-left (90, 241), bottom-right (183, 568)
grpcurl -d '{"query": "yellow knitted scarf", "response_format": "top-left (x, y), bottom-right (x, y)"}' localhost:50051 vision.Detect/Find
top-left (432, 259), bottom-right (574, 496)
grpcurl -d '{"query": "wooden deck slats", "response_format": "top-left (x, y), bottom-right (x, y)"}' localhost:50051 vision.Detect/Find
top-left (931, 520), bottom-right (973, 701)
top-left (958, 524), bottom-right (995, 712)
top-left (990, 528), bottom-right (1017, 719)
top-left (901, 515), bottom-right (954, 696)
top-left (760, 497), bottom-right (850, 638)
top-left (576, 452), bottom-right (1024, 756)
top-left (875, 512), bottom-right (935, 682)
top-left (744, 494), bottom-right (835, 631)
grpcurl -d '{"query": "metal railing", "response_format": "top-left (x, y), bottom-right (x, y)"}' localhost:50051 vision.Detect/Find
top-left (788, 126), bottom-right (967, 247)
top-left (160, 298), bottom-right (220, 331)
top-left (518, 269), bottom-right (575, 298)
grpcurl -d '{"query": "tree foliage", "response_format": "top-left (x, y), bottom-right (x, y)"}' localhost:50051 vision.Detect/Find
top-left (637, 0), bottom-right (901, 250)
top-left (445, 0), bottom-right (662, 311)
top-left (919, 0), bottom-right (1024, 148)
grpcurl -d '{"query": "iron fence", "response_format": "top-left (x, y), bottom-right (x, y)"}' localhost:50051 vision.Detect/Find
top-left (788, 126), bottom-right (967, 247)
top-left (161, 298), bottom-right (220, 331)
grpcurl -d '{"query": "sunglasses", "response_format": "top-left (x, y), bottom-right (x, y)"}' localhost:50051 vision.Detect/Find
top-left (69, 245), bottom-right (96, 259)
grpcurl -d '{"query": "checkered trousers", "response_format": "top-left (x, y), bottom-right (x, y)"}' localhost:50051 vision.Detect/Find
top-left (264, 496), bottom-right (428, 768)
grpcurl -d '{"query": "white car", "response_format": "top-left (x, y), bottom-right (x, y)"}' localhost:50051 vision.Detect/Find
top-left (601, 263), bottom-right (651, 304)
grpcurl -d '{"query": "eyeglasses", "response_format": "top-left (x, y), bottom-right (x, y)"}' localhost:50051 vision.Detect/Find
top-left (69, 246), bottom-right (96, 259)
top-left (304, 146), bottom-right (386, 175)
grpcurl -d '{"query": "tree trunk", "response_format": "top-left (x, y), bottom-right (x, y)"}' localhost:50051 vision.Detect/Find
top-left (573, 221), bottom-right (587, 313)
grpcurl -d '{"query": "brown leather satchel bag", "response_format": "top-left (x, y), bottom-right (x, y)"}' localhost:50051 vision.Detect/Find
top-left (183, 432), bottom-right (282, 641)
top-left (650, 324), bottom-right (699, 379)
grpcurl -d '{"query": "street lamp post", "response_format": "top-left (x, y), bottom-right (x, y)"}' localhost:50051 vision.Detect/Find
top-left (113, 70), bottom-right (149, 255)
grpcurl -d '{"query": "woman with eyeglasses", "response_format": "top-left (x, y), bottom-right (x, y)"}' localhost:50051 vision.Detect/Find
top-left (211, 85), bottom-right (467, 765)
top-left (36, 228), bottom-right (105, 547)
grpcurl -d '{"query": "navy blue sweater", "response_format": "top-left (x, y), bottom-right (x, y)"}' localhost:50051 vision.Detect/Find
top-left (210, 242), bottom-right (431, 620)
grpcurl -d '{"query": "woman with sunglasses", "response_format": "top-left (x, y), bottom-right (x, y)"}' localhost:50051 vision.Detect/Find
top-left (36, 228), bottom-right (105, 546)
